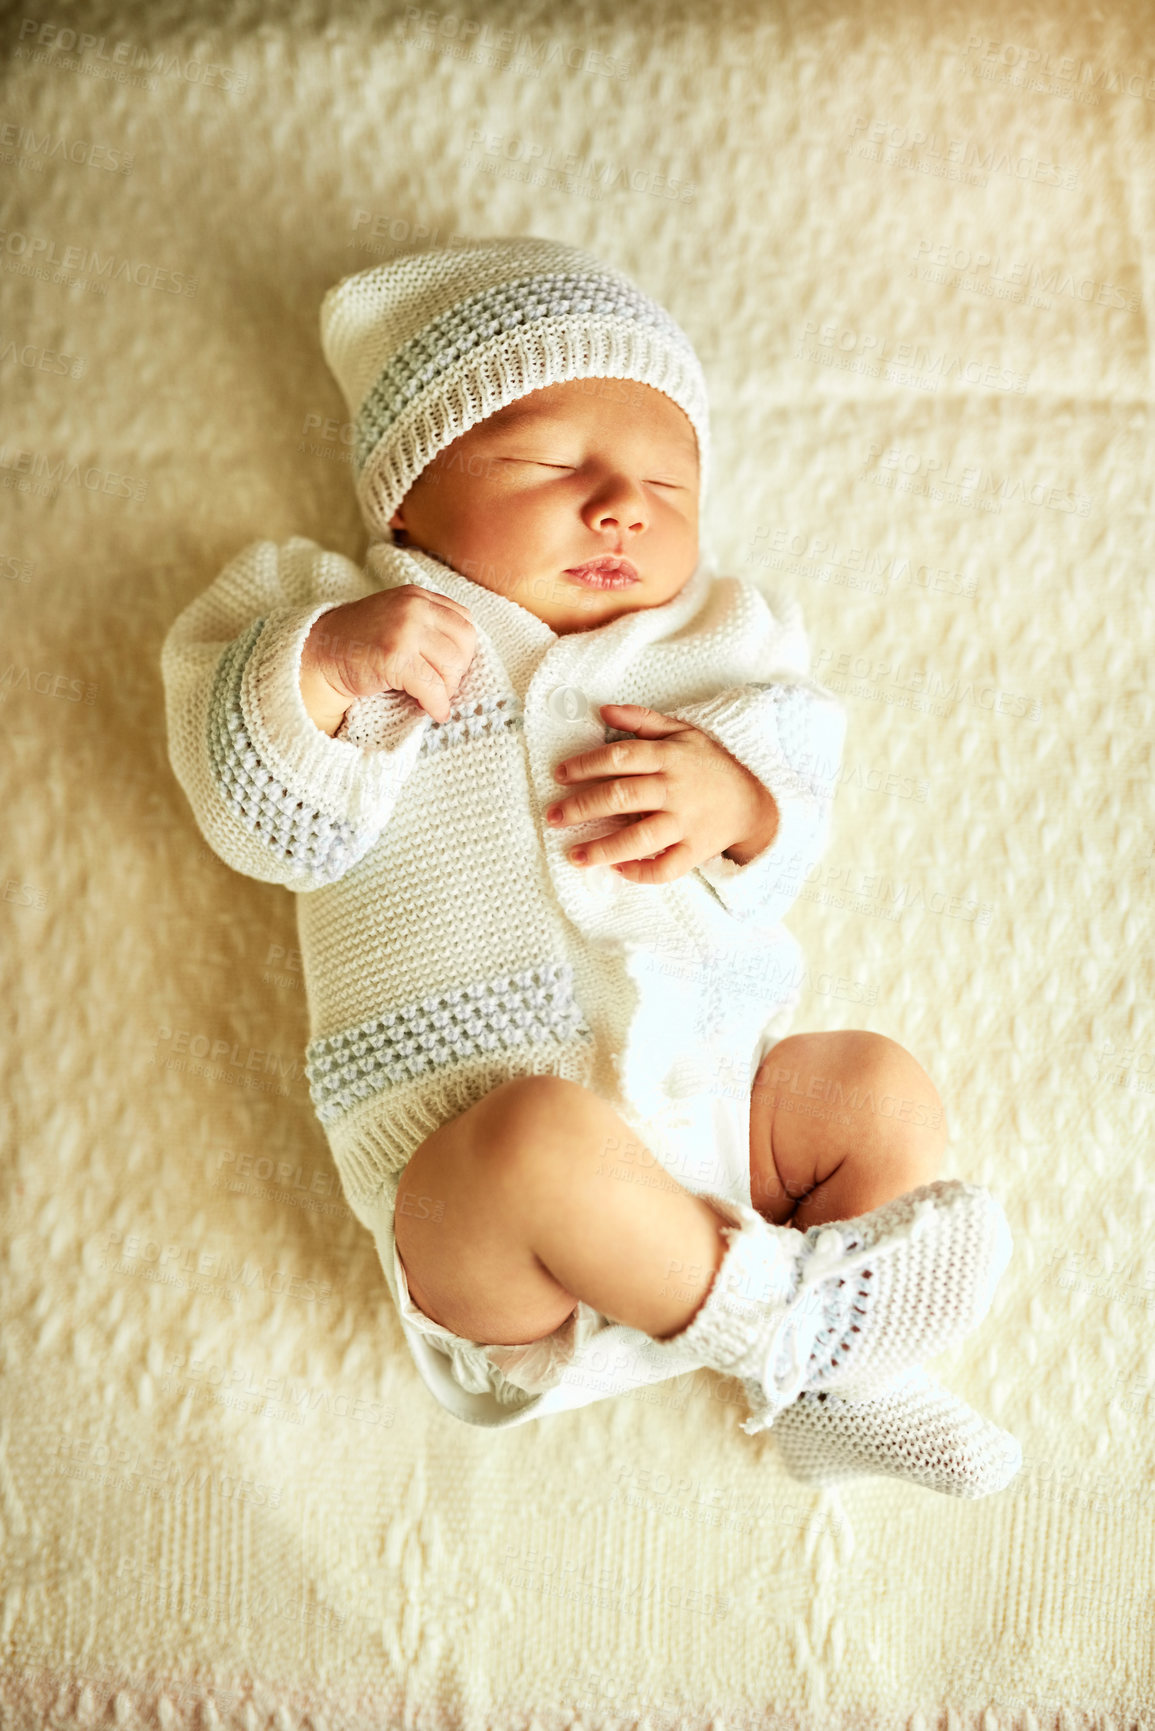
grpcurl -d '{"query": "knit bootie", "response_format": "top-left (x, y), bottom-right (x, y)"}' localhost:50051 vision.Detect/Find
top-left (650, 1180), bottom-right (1013, 1435)
top-left (770, 1367), bottom-right (1023, 1498)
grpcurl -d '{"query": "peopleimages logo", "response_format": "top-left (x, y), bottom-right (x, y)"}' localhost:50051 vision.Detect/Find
top-left (52, 1434), bottom-right (283, 1506)
top-left (0, 227), bottom-right (196, 296)
top-left (797, 317), bottom-right (1030, 395)
top-left (811, 646), bottom-right (1041, 721)
top-left (15, 18), bottom-right (248, 92)
top-left (0, 443), bottom-right (146, 501)
top-left (912, 238), bottom-right (1139, 312)
top-left (845, 114), bottom-right (1080, 190)
top-left (0, 119), bottom-right (134, 174)
top-left (0, 338), bottom-right (86, 379)
top-left (464, 129), bottom-right (695, 202)
top-left (401, 8), bottom-right (634, 80)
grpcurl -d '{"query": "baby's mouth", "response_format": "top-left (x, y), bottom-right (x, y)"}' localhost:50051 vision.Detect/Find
top-left (564, 556), bottom-right (640, 589)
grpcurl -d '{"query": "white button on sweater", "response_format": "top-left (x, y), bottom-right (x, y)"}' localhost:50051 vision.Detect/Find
top-left (160, 534), bottom-right (848, 1426)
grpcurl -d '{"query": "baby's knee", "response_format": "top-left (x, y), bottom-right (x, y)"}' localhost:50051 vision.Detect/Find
top-left (843, 1033), bottom-right (948, 1177)
top-left (770, 1029), bottom-right (946, 1171)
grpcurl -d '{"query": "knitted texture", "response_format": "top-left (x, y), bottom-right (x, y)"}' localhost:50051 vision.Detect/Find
top-left (771, 1367), bottom-right (1024, 1499)
top-left (161, 531), bottom-right (848, 1429)
top-left (318, 235), bottom-right (712, 544)
top-left (651, 1181), bottom-right (1013, 1434)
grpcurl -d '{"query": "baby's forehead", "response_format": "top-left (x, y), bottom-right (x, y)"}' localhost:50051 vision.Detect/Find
top-left (483, 377), bottom-right (697, 449)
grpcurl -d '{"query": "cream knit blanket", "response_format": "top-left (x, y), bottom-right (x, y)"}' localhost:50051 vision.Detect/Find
top-left (2, 1), bottom-right (1152, 1726)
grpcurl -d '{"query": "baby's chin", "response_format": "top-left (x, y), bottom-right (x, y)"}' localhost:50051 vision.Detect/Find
top-left (524, 576), bottom-right (658, 634)
top-left (443, 560), bottom-right (689, 633)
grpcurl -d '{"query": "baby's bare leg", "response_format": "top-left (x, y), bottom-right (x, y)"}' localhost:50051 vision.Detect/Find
top-left (749, 1030), bottom-right (948, 1232)
top-left (393, 1076), bottom-right (730, 1346)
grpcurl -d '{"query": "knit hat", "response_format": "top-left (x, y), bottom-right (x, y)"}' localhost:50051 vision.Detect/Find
top-left (319, 235), bottom-right (711, 547)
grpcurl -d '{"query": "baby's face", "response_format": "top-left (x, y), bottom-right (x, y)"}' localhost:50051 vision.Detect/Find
top-left (387, 377), bottom-right (700, 635)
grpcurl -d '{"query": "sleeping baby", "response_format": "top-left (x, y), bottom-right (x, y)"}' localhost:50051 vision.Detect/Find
top-left (162, 235), bottom-right (1021, 1497)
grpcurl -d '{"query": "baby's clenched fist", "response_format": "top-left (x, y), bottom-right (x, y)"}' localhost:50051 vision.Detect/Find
top-left (300, 584), bottom-right (477, 734)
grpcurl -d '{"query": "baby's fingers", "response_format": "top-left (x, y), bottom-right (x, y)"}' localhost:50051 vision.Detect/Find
top-left (404, 655), bottom-right (457, 722)
top-left (611, 841), bottom-right (696, 884)
top-left (598, 702), bottom-right (686, 740)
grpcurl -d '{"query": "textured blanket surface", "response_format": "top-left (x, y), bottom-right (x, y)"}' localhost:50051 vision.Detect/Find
top-left (2, 0), bottom-right (1153, 1726)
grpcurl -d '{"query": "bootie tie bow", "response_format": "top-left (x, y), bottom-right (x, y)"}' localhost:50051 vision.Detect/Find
top-left (738, 1200), bottom-right (944, 1431)
top-left (651, 1180), bottom-right (1014, 1442)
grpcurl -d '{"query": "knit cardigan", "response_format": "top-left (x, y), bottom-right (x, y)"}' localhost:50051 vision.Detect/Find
top-left (161, 536), bottom-right (847, 1415)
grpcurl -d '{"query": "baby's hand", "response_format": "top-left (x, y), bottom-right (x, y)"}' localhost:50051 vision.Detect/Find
top-left (301, 585), bottom-right (477, 729)
top-left (547, 704), bottom-right (779, 884)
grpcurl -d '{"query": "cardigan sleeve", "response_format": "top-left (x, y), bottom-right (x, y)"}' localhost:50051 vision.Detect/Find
top-left (160, 535), bottom-right (430, 893)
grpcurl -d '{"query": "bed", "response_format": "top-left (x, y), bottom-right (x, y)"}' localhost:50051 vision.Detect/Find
top-left (2, 0), bottom-right (1152, 1724)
